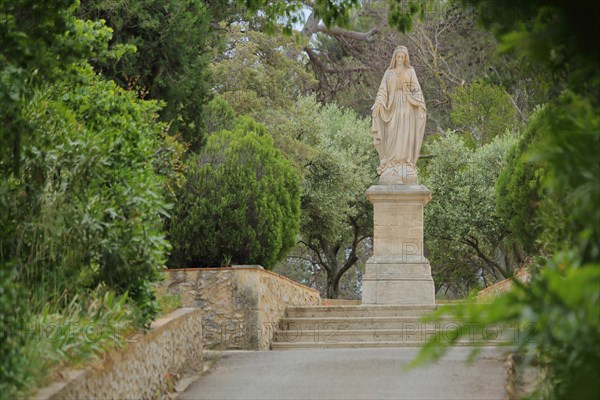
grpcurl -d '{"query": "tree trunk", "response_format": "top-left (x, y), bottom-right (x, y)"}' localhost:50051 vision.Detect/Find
top-left (326, 273), bottom-right (339, 299)
top-left (324, 248), bottom-right (340, 298)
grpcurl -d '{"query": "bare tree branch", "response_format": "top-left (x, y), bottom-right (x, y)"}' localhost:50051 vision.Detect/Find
top-left (298, 240), bottom-right (331, 274)
top-left (460, 236), bottom-right (510, 279)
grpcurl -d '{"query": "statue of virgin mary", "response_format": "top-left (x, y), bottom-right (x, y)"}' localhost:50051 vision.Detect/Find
top-left (371, 46), bottom-right (427, 184)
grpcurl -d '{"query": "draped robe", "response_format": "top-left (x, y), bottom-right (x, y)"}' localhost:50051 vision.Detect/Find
top-left (371, 67), bottom-right (427, 175)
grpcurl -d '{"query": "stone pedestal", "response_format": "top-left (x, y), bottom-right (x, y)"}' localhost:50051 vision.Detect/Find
top-left (362, 185), bottom-right (435, 305)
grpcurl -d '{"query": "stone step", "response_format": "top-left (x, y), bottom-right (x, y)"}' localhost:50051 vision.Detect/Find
top-left (279, 316), bottom-right (455, 331)
top-left (272, 328), bottom-right (515, 344)
top-left (285, 305), bottom-right (437, 318)
top-left (270, 304), bottom-right (518, 350)
top-left (271, 341), bottom-right (515, 350)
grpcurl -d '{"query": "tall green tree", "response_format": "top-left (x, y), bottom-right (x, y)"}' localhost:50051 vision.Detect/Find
top-left (209, 23), bottom-right (378, 298)
top-left (2, 65), bottom-right (172, 321)
top-left (77, 0), bottom-right (213, 150)
top-left (450, 81), bottom-right (517, 145)
top-left (496, 104), bottom-right (570, 256)
top-left (210, 23), bottom-right (317, 120)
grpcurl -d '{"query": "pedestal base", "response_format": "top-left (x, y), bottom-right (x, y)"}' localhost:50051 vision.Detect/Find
top-left (361, 184), bottom-right (435, 305)
top-left (362, 256), bottom-right (435, 305)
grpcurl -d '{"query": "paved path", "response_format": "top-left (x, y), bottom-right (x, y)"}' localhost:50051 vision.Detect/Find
top-left (180, 347), bottom-right (508, 400)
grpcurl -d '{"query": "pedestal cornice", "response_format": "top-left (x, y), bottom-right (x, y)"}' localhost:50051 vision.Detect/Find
top-left (366, 184), bottom-right (432, 204)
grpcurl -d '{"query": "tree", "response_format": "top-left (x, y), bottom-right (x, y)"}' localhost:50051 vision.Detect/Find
top-left (496, 104), bottom-right (561, 256)
top-left (77, 0), bottom-right (213, 150)
top-left (168, 117), bottom-right (301, 269)
top-left (272, 96), bottom-right (378, 298)
top-left (450, 81), bottom-right (517, 145)
top-left (422, 133), bottom-right (518, 297)
top-left (237, 0), bottom-right (360, 34)
top-left (208, 24), bottom-right (378, 298)
top-left (210, 23), bottom-right (317, 120)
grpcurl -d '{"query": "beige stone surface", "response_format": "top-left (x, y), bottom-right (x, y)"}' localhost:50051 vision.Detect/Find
top-left (363, 185), bottom-right (435, 305)
top-left (34, 308), bottom-right (203, 400)
top-left (371, 46), bottom-right (427, 182)
top-left (165, 267), bottom-right (321, 350)
top-left (362, 278), bottom-right (435, 305)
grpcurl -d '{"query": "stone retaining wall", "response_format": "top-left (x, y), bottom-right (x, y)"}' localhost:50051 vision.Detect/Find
top-left (34, 308), bottom-right (202, 400)
top-left (478, 269), bottom-right (531, 298)
top-left (165, 266), bottom-right (321, 350)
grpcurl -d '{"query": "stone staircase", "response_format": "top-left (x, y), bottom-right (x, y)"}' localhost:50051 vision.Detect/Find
top-left (271, 304), bottom-right (514, 350)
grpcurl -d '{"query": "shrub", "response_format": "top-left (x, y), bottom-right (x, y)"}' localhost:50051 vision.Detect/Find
top-left (415, 92), bottom-right (600, 400)
top-left (0, 266), bottom-right (28, 397)
top-left (169, 117), bottom-right (301, 269)
top-left (497, 93), bottom-right (599, 258)
top-left (3, 66), bottom-right (171, 324)
top-left (423, 133), bottom-right (518, 295)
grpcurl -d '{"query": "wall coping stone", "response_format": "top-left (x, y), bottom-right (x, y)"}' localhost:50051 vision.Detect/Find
top-left (167, 265), bottom-right (321, 294)
top-left (477, 269), bottom-right (531, 298)
top-left (232, 264), bottom-right (264, 269)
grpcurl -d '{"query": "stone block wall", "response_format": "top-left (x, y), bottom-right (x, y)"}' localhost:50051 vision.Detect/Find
top-left (165, 266), bottom-right (321, 350)
top-left (34, 308), bottom-right (202, 400)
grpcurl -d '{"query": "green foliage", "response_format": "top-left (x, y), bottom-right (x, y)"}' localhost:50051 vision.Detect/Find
top-left (1, 0), bottom-right (115, 175)
top-left (27, 289), bottom-right (134, 396)
top-left (423, 133), bottom-right (518, 296)
top-left (0, 267), bottom-right (28, 397)
top-left (203, 95), bottom-right (237, 135)
top-left (168, 117), bottom-right (301, 269)
top-left (271, 95), bottom-right (377, 298)
top-left (412, 2), bottom-right (600, 397)
top-left (77, 0), bottom-right (213, 150)
top-left (2, 2), bottom-right (176, 394)
top-left (2, 1), bottom-right (172, 322)
top-left (239, 0), bottom-right (359, 33)
top-left (529, 91), bottom-right (600, 261)
top-left (1, 66), bottom-right (171, 324)
top-left (460, 0), bottom-right (600, 94)
top-left (0, 278), bottom-right (135, 397)
top-left (450, 81), bottom-right (517, 144)
top-left (298, 98), bottom-right (376, 245)
top-left (35, 288), bottom-right (134, 365)
top-left (211, 24), bottom-right (317, 120)
top-left (497, 91), bottom-right (600, 260)
top-left (415, 255), bottom-right (600, 400)
top-left (388, 0), bottom-right (426, 32)
top-left (422, 91), bottom-right (600, 397)
top-left (0, 0), bottom-right (108, 100)
top-left (155, 290), bottom-right (182, 317)
top-left (152, 130), bottom-right (189, 205)
top-left (496, 104), bottom-right (560, 255)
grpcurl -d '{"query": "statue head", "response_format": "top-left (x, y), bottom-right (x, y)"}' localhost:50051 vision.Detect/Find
top-left (389, 46), bottom-right (410, 69)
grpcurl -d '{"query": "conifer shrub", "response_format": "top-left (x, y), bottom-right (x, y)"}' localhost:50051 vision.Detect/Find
top-left (169, 117), bottom-right (301, 269)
